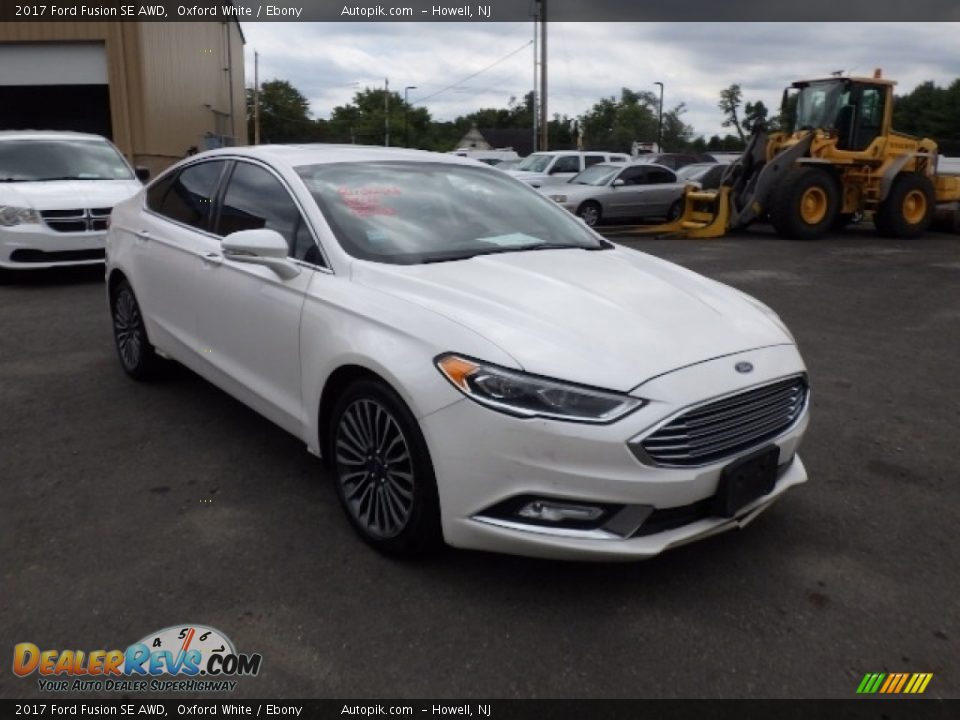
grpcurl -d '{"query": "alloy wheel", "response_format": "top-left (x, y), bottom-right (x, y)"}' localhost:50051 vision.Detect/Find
top-left (114, 289), bottom-right (143, 370)
top-left (335, 398), bottom-right (415, 539)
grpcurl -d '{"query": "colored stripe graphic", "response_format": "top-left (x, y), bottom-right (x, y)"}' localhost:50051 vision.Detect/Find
top-left (857, 672), bottom-right (933, 694)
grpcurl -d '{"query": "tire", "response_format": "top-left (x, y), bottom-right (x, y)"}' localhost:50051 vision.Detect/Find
top-left (769, 166), bottom-right (840, 240)
top-left (328, 378), bottom-right (442, 558)
top-left (874, 173), bottom-right (935, 238)
top-left (110, 280), bottom-right (162, 381)
top-left (666, 199), bottom-right (682, 222)
top-left (576, 201), bottom-right (602, 227)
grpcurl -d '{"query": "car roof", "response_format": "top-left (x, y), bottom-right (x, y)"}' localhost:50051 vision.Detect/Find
top-left (527, 150), bottom-right (624, 157)
top-left (194, 144), bottom-right (480, 168)
top-left (0, 130), bottom-right (110, 142)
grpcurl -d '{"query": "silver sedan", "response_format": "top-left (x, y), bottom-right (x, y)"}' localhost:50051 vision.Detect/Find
top-left (542, 162), bottom-right (687, 227)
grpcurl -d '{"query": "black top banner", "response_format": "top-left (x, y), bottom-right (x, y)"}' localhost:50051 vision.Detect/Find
top-left (1, 0), bottom-right (960, 22)
top-left (2, 699), bottom-right (958, 720)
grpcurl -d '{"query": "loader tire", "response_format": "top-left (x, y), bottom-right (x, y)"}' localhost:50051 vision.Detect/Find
top-left (770, 166), bottom-right (840, 240)
top-left (874, 173), bottom-right (935, 239)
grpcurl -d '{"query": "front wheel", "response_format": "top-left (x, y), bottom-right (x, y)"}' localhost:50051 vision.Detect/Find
top-left (769, 166), bottom-right (840, 240)
top-left (874, 173), bottom-right (935, 238)
top-left (576, 201), bottom-right (602, 227)
top-left (329, 379), bottom-right (442, 557)
top-left (111, 280), bottom-right (162, 381)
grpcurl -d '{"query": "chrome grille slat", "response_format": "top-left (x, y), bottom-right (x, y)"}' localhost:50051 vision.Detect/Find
top-left (681, 381), bottom-right (799, 420)
top-left (645, 401), bottom-right (802, 445)
top-left (644, 412), bottom-right (798, 459)
top-left (638, 376), bottom-right (807, 467)
top-left (39, 208), bottom-right (112, 233)
top-left (677, 386), bottom-right (803, 429)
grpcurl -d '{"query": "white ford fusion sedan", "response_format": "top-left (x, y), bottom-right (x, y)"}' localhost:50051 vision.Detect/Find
top-left (105, 145), bottom-right (810, 561)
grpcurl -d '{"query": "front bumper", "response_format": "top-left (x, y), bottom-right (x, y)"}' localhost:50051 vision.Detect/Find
top-left (0, 225), bottom-right (106, 269)
top-left (420, 344), bottom-right (809, 561)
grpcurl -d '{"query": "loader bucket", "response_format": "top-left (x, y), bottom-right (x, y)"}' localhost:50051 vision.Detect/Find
top-left (629, 185), bottom-right (733, 238)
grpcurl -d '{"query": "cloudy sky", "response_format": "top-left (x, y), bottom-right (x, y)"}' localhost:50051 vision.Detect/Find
top-left (240, 22), bottom-right (960, 140)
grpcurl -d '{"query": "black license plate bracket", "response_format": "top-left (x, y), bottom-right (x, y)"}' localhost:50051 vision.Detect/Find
top-left (713, 445), bottom-right (779, 518)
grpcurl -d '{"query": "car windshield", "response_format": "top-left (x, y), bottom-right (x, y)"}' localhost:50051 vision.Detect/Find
top-left (0, 139), bottom-right (134, 182)
top-left (515, 154), bottom-right (552, 172)
top-left (570, 165), bottom-right (619, 186)
top-left (296, 161), bottom-right (607, 265)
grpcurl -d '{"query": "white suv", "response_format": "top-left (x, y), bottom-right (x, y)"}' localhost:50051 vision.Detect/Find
top-left (506, 150), bottom-right (630, 188)
top-left (0, 131), bottom-right (144, 271)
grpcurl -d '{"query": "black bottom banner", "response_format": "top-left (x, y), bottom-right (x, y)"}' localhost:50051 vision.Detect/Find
top-left (2, 699), bottom-right (957, 720)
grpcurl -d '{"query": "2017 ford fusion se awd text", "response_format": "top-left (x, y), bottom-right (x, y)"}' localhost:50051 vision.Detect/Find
top-left (105, 146), bottom-right (809, 560)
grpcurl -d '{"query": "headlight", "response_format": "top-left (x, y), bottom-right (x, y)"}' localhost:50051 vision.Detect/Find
top-left (436, 354), bottom-right (644, 423)
top-left (0, 206), bottom-right (41, 227)
top-left (548, 194), bottom-right (568, 203)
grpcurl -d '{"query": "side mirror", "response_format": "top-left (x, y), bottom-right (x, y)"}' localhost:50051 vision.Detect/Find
top-left (612, 179), bottom-right (626, 187)
top-left (222, 229), bottom-right (300, 280)
top-left (135, 166), bottom-right (151, 182)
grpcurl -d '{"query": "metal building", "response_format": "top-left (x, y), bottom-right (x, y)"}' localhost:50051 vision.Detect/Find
top-left (0, 22), bottom-right (246, 175)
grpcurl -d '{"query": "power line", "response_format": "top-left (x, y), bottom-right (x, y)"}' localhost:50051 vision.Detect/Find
top-left (411, 40), bottom-right (533, 105)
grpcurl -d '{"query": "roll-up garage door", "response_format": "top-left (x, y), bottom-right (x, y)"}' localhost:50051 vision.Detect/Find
top-left (0, 42), bottom-right (112, 137)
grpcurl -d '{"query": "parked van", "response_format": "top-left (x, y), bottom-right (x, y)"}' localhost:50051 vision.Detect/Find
top-left (505, 150), bottom-right (630, 188)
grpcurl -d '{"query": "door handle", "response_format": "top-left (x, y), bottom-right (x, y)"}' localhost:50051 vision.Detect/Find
top-left (201, 252), bottom-right (223, 268)
top-left (134, 229), bottom-right (150, 243)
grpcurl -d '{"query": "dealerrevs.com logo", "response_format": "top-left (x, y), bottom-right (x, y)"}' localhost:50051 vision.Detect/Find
top-left (13, 624), bottom-right (262, 693)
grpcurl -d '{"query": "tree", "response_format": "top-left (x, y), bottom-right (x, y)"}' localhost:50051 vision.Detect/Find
top-left (893, 79), bottom-right (960, 154)
top-left (327, 87), bottom-right (433, 148)
top-left (578, 88), bottom-right (695, 153)
top-left (247, 79), bottom-right (323, 144)
top-left (718, 84), bottom-right (745, 142)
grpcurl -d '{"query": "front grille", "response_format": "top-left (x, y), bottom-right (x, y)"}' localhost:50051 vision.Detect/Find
top-left (636, 376), bottom-right (807, 467)
top-left (39, 208), bottom-right (111, 233)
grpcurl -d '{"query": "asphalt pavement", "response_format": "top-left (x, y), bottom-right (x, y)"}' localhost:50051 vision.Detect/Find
top-left (1, 223), bottom-right (957, 699)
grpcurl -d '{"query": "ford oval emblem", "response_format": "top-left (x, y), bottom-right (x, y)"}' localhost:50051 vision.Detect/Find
top-left (735, 361), bottom-right (754, 374)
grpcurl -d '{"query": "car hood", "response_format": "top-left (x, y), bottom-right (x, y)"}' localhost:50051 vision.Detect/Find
top-left (0, 179), bottom-right (142, 210)
top-left (352, 247), bottom-right (793, 391)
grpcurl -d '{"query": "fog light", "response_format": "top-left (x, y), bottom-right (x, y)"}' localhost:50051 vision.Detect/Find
top-left (517, 500), bottom-right (605, 523)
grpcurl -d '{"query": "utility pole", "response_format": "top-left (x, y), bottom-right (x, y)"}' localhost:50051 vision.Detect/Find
top-left (253, 50), bottom-right (261, 145)
top-left (532, 5), bottom-right (538, 153)
top-left (384, 77), bottom-right (390, 147)
top-left (654, 81), bottom-right (664, 152)
top-left (539, 0), bottom-right (548, 151)
top-left (404, 86), bottom-right (417, 147)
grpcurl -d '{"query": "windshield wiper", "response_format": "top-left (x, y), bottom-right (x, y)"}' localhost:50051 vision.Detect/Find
top-left (420, 243), bottom-right (609, 263)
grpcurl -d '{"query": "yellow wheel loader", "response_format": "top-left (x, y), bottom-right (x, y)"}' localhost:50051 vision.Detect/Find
top-left (641, 70), bottom-right (960, 240)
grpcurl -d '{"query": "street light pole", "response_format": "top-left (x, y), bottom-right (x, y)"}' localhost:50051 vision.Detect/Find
top-left (654, 81), bottom-right (664, 152)
top-left (404, 85), bottom-right (417, 147)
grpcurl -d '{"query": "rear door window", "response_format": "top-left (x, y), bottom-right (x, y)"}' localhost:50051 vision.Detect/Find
top-left (154, 161), bottom-right (226, 231)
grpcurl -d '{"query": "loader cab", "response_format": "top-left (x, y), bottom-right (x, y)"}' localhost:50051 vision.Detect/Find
top-left (785, 78), bottom-right (891, 152)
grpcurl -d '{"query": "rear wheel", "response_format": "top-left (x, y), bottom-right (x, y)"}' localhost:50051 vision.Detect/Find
top-left (329, 379), bottom-right (442, 558)
top-left (769, 166), bottom-right (840, 240)
top-left (874, 173), bottom-right (935, 238)
top-left (111, 280), bottom-right (162, 381)
top-left (576, 201), bottom-right (602, 227)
